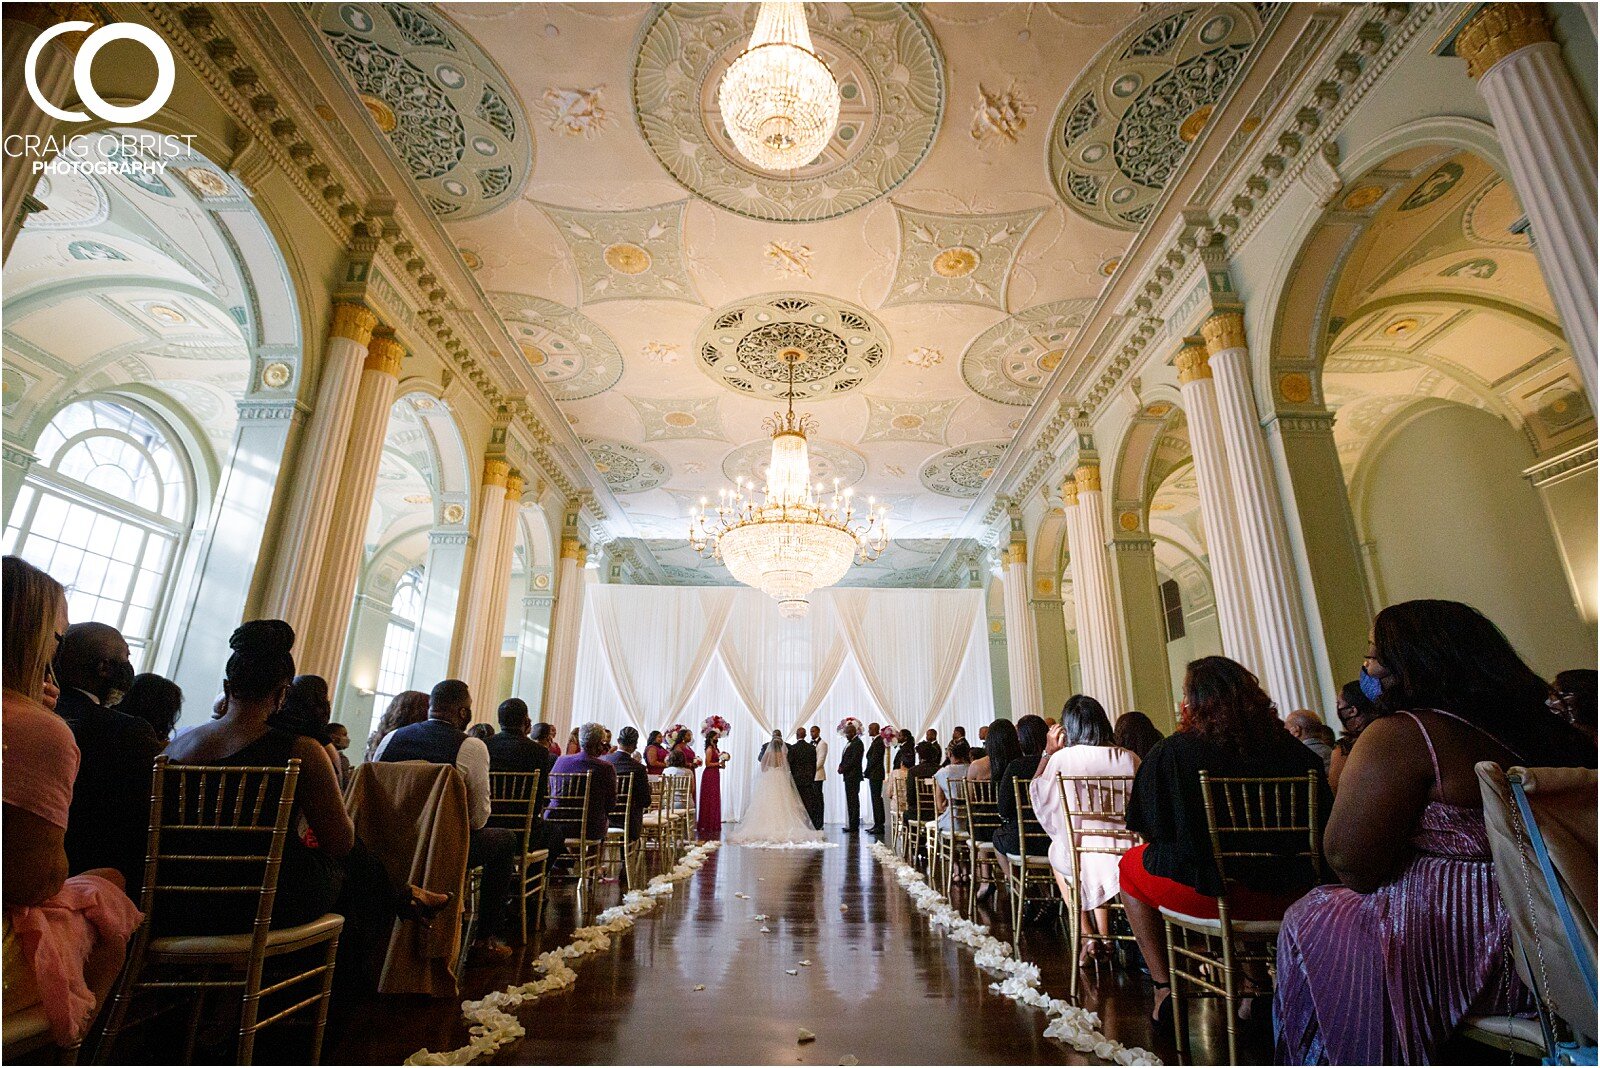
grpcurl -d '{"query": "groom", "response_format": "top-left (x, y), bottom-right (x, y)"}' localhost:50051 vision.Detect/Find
top-left (788, 727), bottom-right (820, 829)
top-left (838, 721), bottom-right (864, 833)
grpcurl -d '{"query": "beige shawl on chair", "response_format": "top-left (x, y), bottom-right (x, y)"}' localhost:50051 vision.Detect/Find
top-left (346, 761), bottom-right (470, 996)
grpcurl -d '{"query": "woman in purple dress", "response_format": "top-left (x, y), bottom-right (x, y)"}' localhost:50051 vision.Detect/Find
top-left (697, 728), bottom-right (726, 840)
top-left (1276, 600), bottom-right (1596, 1064)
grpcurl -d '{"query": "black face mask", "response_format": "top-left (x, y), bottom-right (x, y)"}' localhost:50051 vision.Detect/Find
top-left (105, 658), bottom-right (135, 702)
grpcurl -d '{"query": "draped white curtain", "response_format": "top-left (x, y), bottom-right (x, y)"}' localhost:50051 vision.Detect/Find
top-left (571, 585), bottom-right (995, 823)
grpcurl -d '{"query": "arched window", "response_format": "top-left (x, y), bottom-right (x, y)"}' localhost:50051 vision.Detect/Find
top-left (3, 398), bottom-right (194, 669)
top-left (374, 565), bottom-right (424, 709)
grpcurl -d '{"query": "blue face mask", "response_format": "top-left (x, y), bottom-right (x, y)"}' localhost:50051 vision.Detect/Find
top-left (1359, 667), bottom-right (1384, 703)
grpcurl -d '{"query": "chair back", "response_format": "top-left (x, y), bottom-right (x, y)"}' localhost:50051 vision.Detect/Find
top-left (662, 771), bottom-right (692, 815)
top-left (946, 776), bottom-right (971, 833)
top-left (648, 776), bottom-right (665, 811)
top-left (610, 771), bottom-right (636, 828)
top-left (489, 770), bottom-right (543, 854)
top-left (138, 755), bottom-right (301, 946)
top-left (1197, 771), bottom-right (1324, 895)
top-left (961, 777), bottom-right (1000, 842)
top-left (547, 770), bottom-right (594, 844)
top-left (1010, 776), bottom-right (1049, 861)
top-left (1058, 774), bottom-right (1138, 876)
top-left (911, 776), bottom-right (938, 822)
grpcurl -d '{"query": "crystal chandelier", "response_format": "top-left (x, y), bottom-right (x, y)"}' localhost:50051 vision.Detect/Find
top-left (690, 354), bottom-right (888, 617)
top-left (716, 1), bottom-right (841, 171)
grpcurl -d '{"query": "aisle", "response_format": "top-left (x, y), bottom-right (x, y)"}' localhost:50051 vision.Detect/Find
top-left (491, 833), bottom-right (1086, 1066)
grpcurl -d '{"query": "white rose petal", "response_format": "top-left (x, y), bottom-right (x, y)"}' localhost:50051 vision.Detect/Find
top-left (797, 1028), bottom-right (817, 1044)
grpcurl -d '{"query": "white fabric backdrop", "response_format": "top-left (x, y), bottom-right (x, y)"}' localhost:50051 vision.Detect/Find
top-left (571, 585), bottom-right (995, 824)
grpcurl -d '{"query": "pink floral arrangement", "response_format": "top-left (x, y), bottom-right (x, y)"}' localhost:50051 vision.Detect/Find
top-left (836, 716), bottom-right (863, 736)
top-left (880, 725), bottom-right (898, 743)
top-left (663, 723), bottom-right (690, 743)
top-left (701, 715), bottom-right (731, 738)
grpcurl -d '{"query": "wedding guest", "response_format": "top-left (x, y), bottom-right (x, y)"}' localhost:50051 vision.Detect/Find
top-left (1284, 709), bottom-right (1334, 772)
top-left (271, 674), bottom-right (343, 777)
top-left (970, 717), bottom-right (1018, 787)
top-left (902, 740), bottom-right (941, 835)
top-left (547, 723), bottom-right (619, 846)
top-left (865, 722), bottom-right (888, 835)
top-left (487, 699), bottom-right (553, 812)
top-left (1327, 679), bottom-right (1377, 792)
top-left (932, 738), bottom-right (971, 833)
top-left (644, 730), bottom-right (668, 775)
top-left (3, 556), bottom-right (141, 1046)
top-left (118, 672), bottom-right (183, 745)
top-left (1276, 600), bottom-right (1596, 1064)
top-left (991, 714), bottom-right (1046, 864)
top-left (53, 621), bottom-right (163, 891)
top-left (1121, 657), bottom-right (1329, 1027)
top-left (604, 727), bottom-right (651, 839)
top-left (1548, 668), bottom-right (1597, 745)
top-left (327, 722), bottom-right (354, 789)
top-left (698, 728), bottom-right (726, 840)
top-left (468, 723), bottom-right (495, 742)
top-left (1032, 696), bottom-right (1139, 966)
top-left (565, 727), bottom-right (580, 755)
top-left (376, 679), bottom-right (517, 961)
top-left (532, 721), bottom-right (557, 757)
top-left (366, 690), bottom-right (427, 763)
top-left (1112, 710), bottom-right (1164, 760)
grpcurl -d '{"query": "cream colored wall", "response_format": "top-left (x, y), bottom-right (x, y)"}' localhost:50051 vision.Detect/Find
top-left (1362, 403), bottom-right (1597, 676)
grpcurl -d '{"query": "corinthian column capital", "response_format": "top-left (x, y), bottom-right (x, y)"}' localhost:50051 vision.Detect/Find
top-left (363, 334), bottom-right (405, 376)
top-left (329, 302), bottom-right (378, 347)
top-left (505, 473), bottom-right (526, 502)
top-left (1175, 341), bottom-right (1213, 384)
top-left (1075, 462), bottom-right (1102, 494)
top-left (1007, 541), bottom-right (1027, 567)
top-left (1457, 4), bottom-right (1553, 80)
top-left (1201, 310), bottom-right (1247, 354)
top-left (482, 457), bottom-right (510, 488)
top-left (1060, 476), bottom-right (1080, 507)
top-left (560, 535), bottom-right (582, 560)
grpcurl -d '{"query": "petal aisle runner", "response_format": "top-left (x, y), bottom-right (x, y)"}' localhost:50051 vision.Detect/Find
top-left (869, 842), bottom-right (1161, 1066)
top-left (405, 841), bottom-right (721, 1066)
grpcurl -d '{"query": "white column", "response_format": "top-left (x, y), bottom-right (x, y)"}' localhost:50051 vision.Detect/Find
top-left (3, 9), bottom-right (86, 259)
top-left (303, 334), bottom-right (403, 680)
top-left (541, 536), bottom-right (586, 737)
top-left (512, 592), bottom-right (554, 718)
top-left (263, 303), bottom-right (377, 639)
top-left (1002, 542), bottom-right (1044, 719)
top-left (410, 529), bottom-right (467, 689)
top-left (451, 458), bottom-right (509, 705)
top-left (1060, 480), bottom-right (1102, 700)
top-left (1072, 462), bottom-right (1131, 717)
top-left (1176, 340), bottom-right (1262, 670)
top-left (1458, 4), bottom-right (1597, 402)
top-left (1204, 312), bottom-right (1319, 712)
top-left (471, 474), bottom-right (523, 719)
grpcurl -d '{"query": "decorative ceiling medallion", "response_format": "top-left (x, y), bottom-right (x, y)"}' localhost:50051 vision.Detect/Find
top-left (1340, 184), bottom-right (1386, 212)
top-left (631, 2), bottom-right (944, 222)
top-left (960, 298), bottom-right (1095, 406)
top-left (765, 240), bottom-right (815, 278)
top-left (694, 293), bottom-right (890, 399)
top-left (859, 396), bottom-right (962, 445)
top-left (641, 340), bottom-right (680, 364)
top-left (920, 441), bottom-right (1009, 498)
top-left (260, 361), bottom-right (293, 389)
top-left (629, 396), bottom-right (729, 442)
top-left (906, 346), bottom-right (944, 369)
top-left (583, 437), bottom-right (671, 493)
top-left (317, 2), bottom-right (531, 219)
top-left (884, 205), bottom-right (1045, 309)
top-left (1049, 4), bottom-right (1262, 231)
top-left (722, 436), bottom-right (867, 491)
top-left (442, 502), bottom-right (466, 524)
top-left (490, 292), bottom-right (622, 401)
top-left (543, 85), bottom-right (610, 138)
top-left (970, 82), bottom-right (1036, 146)
top-left (540, 201), bottom-right (699, 304)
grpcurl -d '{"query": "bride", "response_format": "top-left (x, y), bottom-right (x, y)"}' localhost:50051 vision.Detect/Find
top-left (727, 730), bottom-right (825, 845)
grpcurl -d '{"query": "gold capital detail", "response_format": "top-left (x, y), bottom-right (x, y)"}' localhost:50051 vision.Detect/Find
top-left (482, 457), bottom-right (510, 488)
top-left (330, 302), bottom-right (378, 347)
top-left (1457, 4), bottom-right (1552, 79)
top-left (1075, 463), bottom-right (1101, 494)
top-left (576, 545), bottom-right (589, 568)
top-left (1007, 542), bottom-right (1027, 567)
top-left (1201, 311), bottom-right (1246, 355)
top-left (504, 474), bottom-right (525, 502)
top-left (560, 535), bottom-right (581, 560)
top-left (363, 334), bottom-right (405, 376)
top-left (1061, 477), bottom-right (1080, 506)
top-left (1175, 343), bottom-right (1213, 384)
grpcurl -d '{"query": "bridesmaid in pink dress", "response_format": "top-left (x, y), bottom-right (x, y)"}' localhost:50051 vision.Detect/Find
top-left (697, 729), bottom-right (726, 840)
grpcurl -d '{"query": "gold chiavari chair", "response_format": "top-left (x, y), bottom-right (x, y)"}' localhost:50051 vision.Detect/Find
top-left (912, 776), bottom-right (940, 876)
top-left (935, 776), bottom-right (971, 898)
top-left (488, 770), bottom-right (550, 943)
top-left (960, 778), bottom-right (1001, 921)
top-left (1057, 774), bottom-right (1139, 999)
top-left (96, 757), bottom-right (343, 1066)
top-left (664, 772), bottom-right (696, 856)
top-left (887, 774), bottom-right (911, 861)
top-left (546, 770), bottom-right (601, 922)
top-left (1005, 777), bottom-right (1059, 951)
top-left (603, 773), bottom-right (642, 889)
top-left (1164, 772), bottom-right (1325, 1065)
top-left (638, 777), bottom-right (671, 873)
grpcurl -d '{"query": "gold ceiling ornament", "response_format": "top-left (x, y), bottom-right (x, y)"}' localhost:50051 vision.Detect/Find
top-left (1457, 4), bottom-right (1552, 80)
top-left (260, 362), bottom-right (293, 390)
top-left (717, 1), bottom-right (841, 172)
top-left (932, 246), bottom-right (980, 278)
top-left (1175, 342), bottom-right (1213, 384)
top-left (690, 353), bottom-right (888, 618)
top-left (1201, 310), bottom-right (1247, 354)
top-left (1279, 372), bottom-right (1313, 404)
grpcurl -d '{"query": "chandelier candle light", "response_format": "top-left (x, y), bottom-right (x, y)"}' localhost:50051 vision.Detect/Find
top-left (690, 353), bottom-right (888, 618)
top-left (717, 1), bottom-right (841, 171)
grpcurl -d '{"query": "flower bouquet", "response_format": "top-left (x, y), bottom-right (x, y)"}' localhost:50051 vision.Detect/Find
top-left (836, 716), bottom-right (863, 736)
top-left (662, 723), bottom-right (690, 743)
top-left (701, 714), bottom-right (731, 738)
top-left (879, 725), bottom-right (898, 743)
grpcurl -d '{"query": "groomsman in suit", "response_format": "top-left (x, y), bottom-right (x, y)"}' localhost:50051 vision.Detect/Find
top-left (864, 720), bottom-right (887, 836)
top-left (838, 721), bottom-right (864, 833)
top-left (809, 724), bottom-right (828, 829)
top-left (788, 727), bottom-right (821, 829)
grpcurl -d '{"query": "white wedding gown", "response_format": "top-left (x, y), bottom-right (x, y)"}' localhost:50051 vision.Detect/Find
top-left (727, 742), bottom-right (825, 845)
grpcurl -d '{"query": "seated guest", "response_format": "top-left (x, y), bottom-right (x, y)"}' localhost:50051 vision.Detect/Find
top-left (118, 673), bottom-right (183, 745)
top-left (991, 714), bottom-right (1047, 863)
top-left (531, 722), bottom-right (558, 759)
top-left (166, 623), bottom-right (446, 940)
top-left (326, 722), bottom-right (354, 790)
top-left (1276, 600), bottom-right (1596, 1064)
top-left (53, 621), bottom-right (163, 892)
top-left (901, 740), bottom-right (942, 835)
top-left (1328, 679), bottom-right (1377, 792)
top-left (467, 723), bottom-right (495, 742)
top-left (545, 722), bottom-right (619, 844)
top-left (565, 727), bottom-right (580, 755)
top-left (1032, 696), bottom-right (1139, 966)
top-left (366, 689), bottom-right (427, 763)
top-left (271, 674), bottom-right (343, 776)
top-left (1285, 708), bottom-right (1334, 772)
top-left (1548, 667), bottom-right (1597, 745)
top-left (376, 680), bottom-right (517, 961)
top-left (3, 556), bottom-right (141, 1047)
top-left (1122, 656), bottom-right (1330, 1027)
top-left (969, 717), bottom-right (1018, 789)
top-left (932, 738), bottom-right (971, 832)
top-left (1112, 710), bottom-right (1164, 760)
top-left (603, 726), bottom-right (651, 838)
top-left (485, 699), bottom-right (554, 799)
top-left (643, 730), bottom-right (668, 775)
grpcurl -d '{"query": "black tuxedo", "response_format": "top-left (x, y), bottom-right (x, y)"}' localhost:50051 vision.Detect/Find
top-left (56, 689), bottom-right (164, 891)
top-left (865, 736), bottom-right (888, 833)
top-left (787, 738), bottom-right (821, 828)
top-left (838, 736), bottom-right (865, 831)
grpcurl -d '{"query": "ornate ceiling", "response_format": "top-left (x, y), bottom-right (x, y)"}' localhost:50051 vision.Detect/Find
top-left (309, 1), bottom-right (1281, 585)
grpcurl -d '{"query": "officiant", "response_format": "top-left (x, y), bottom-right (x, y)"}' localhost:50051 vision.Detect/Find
top-left (787, 728), bottom-right (821, 829)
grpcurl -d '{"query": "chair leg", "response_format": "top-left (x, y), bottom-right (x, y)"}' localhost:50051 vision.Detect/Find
top-left (1221, 932), bottom-right (1239, 1066)
top-left (183, 988), bottom-right (207, 1063)
top-left (91, 941), bottom-right (145, 1066)
top-left (1069, 887), bottom-right (1082, 1001)
top-left (518, 858), bottom-right (530, 946)
top-left (308, 934), bottom-right (340, 1066)
top-left (236, 956), bottom-right (266, 1066)
top-left (1164, 919), bottom-right (1188, 1057)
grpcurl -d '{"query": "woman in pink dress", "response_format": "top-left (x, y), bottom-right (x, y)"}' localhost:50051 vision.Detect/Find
top-left (697, 729), bottom-right (726, 839)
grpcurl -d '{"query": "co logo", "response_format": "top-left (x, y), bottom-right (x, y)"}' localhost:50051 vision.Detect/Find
top-left (26, 22), bottom-right (175, 124)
